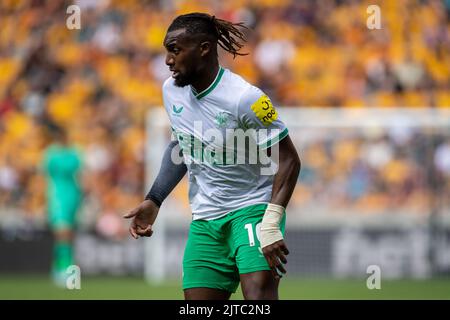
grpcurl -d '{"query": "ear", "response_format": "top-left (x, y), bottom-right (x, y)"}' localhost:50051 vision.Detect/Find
top-left (199, 41), bottom-right (211, 57)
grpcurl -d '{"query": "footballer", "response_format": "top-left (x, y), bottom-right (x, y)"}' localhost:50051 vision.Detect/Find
top-left (125, 12), bottom-right (301, 300)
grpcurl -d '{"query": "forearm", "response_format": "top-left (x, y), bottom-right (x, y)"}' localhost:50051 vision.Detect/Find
top-left (260, 136), bottom-right (300, 249)
top-left (145, 140), bottom-right (187, 207)
top-left (270, 157), bottom-right (301, 208)
top-left (270, 140), bottom-right (301, 208)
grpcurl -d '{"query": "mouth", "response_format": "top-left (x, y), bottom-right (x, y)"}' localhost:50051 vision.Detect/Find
top-left (171, 70), bottom-right (180, 79)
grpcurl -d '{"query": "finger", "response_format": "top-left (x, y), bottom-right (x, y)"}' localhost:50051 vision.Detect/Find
top-left (140, 229), bottom-right (153, 237)
top-left (129, 226), bottom-right (138, 239)
top-left (274, 246), bottom-right (287, 264)
top-left (272, 268), bottom-right (280, 280)
top-left (267, 263), bottom-right (279, 280)
top-left (129, 219), bottom-right (139, 239)
top-left (136, 226), bottom-right (150, 236)
top-left (280, 243), bottom-right (289, 255)
top-left (275, 259), bottom-right (287, 274)
top-left (136, 225), bottom-right (153, 237)
top-left (263, 251), bottom-right (280, 280)
top-left (263, 251), bottom-right (274, 269)
top-left (123, 207), bottom-right (139, 219)
top-left (267, 250), bottom-right (286, 275)
top-left (277, 250), bottom-right (288, 264)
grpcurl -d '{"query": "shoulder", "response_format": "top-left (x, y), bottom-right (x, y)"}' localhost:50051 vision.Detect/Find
top-left (238, 84), bottom-right (266, 108)
top-left (221, 68), bottom-right (253, 97)
top-left (235, 81), bottom-right (281, 128)
top-left (219, 69), bottom-right (265, 106)
top-left (218, 68), bottom-right (260, 111)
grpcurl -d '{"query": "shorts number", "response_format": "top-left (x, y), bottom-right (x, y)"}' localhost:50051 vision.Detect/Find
top-left (245, 223), bottom-right (261, 247)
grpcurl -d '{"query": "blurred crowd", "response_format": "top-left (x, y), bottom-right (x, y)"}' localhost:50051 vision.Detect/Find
top-left (0, 0), bottom-right (449, 236)
top-left (292, 129), bottom-right (450, 216)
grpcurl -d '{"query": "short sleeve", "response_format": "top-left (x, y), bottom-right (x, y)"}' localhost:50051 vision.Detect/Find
top-left (162, 78), bottom-right (172, 114)
top-left (237, 86), bottom-right (289, 149)
top-left (162, 78), bottom-right (177, 141)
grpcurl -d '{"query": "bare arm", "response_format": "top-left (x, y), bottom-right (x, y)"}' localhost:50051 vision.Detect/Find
top-left (261, 135), bottom-right (301, 279)
top-left (270, 135), bottom-right (301, 207)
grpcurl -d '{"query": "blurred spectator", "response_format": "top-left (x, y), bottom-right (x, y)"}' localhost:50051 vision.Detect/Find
top-left (41, 125), bottom-right (83, 286)
top-left (435, 140), bottom-right (450, 176)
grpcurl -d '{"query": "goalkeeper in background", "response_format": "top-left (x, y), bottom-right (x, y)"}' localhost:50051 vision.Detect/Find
top-left (42, 126), bottom-right (83, 286)
top-left (125, 13), bottom-right (300, 300)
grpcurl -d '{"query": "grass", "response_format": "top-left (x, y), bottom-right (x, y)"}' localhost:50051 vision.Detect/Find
top-left (0, 275), bottom-right (449, 300)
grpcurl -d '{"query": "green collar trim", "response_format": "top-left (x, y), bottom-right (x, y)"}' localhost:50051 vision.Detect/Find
top-left (191, 67), bottom-right (225, 100)
top-left (259, 128), bottom-right (289, 150)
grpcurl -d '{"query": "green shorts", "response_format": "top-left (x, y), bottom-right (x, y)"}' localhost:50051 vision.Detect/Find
top-left (182, 203), bottom-right (286, 293)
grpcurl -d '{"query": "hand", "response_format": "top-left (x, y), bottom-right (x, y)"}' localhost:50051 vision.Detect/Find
top-left (262, 239), bottom-right (289, 280)
top-left (123, 200), bottom-right (159, 239)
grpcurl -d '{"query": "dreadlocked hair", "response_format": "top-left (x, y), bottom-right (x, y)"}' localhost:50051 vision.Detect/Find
top-left (167, 12), bottom-right (248, 58)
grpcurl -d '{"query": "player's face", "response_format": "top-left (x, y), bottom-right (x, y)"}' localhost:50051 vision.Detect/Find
top-left (163, 29), bottom-right (201, 87)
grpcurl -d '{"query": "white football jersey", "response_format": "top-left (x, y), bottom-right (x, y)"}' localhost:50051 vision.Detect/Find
top-left (162, 66), bottom-right (288, 220)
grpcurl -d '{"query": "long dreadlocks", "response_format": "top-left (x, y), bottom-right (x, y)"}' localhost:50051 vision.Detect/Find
top-left (167, 12), bottom-right (248, 58)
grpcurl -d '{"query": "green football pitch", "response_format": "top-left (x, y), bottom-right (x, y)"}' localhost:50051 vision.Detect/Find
top-left (0, 275), bottom-right (449, 300)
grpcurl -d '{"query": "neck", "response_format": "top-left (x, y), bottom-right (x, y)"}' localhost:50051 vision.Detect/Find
top-left (191, 63), bottom-right (219, 93)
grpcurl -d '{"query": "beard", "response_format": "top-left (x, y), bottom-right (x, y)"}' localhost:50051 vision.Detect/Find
top-left (173, 72), bottom-right (194, 87)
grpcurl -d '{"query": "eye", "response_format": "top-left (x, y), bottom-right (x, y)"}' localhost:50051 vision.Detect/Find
top-left (165, 44), bottom-right (178, 54)
top-left (166, 45), bottom-right (180, 55)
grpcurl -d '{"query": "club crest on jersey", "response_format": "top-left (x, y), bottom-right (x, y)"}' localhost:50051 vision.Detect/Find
top-left (172, 105), bottom-right (184, 116)
top-left (214, 112), bottom-right (229, 128)
top-left (250, 95), bottom-right (278, 126)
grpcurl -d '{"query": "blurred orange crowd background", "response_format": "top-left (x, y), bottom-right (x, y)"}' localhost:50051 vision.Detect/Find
top-left (0, 0), bottom-right (449, 236)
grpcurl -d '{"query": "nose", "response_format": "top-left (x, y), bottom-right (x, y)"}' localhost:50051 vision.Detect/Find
top-left (165, 53), bottom-right (174, 67)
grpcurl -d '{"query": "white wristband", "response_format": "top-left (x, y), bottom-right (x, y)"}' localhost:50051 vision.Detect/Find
top-left (260, 203), bottom-right (285, 249)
